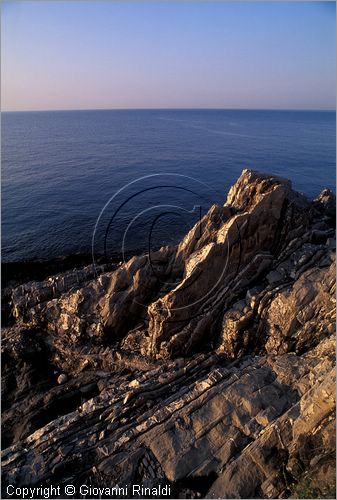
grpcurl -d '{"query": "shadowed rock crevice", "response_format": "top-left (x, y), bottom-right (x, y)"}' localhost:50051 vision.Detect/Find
top-left (1, 170), bottom-right (335, 499)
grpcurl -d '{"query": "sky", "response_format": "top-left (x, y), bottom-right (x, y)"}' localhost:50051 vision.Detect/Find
top-left (1, 1), bottom-right (336, 111)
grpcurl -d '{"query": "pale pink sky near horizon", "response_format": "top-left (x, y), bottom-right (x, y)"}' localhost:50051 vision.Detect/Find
top-left (2, 1), bottom-right (336, 111)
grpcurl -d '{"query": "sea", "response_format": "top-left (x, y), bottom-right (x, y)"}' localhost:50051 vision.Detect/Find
top-left (2, 109), bottom-right (336, 263)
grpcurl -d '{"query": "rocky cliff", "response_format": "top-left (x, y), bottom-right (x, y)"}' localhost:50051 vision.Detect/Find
top-left (2, 170), bottom-right (336, 498)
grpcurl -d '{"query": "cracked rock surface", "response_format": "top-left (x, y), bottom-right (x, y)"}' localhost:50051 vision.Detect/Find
top-left (2, 170), bottom-right (336, 498)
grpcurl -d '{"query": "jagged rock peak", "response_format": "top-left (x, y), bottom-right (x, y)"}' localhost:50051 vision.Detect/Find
top-left (225, 169), bottom-right (291, 210)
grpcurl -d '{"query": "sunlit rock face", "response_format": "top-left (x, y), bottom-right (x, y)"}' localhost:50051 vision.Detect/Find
top-left (3, 170), bottom-right (335, 499)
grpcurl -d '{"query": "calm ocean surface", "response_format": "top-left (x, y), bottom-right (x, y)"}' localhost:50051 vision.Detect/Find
top-left (2, 109), bottom-right (336, 263)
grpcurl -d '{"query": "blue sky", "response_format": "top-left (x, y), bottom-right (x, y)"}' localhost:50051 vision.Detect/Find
top-left (2, 1), bottom-right (336, 111)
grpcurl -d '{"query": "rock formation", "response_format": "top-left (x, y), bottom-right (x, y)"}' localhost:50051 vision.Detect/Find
top-left (2, 170), bottom-right (335, 498)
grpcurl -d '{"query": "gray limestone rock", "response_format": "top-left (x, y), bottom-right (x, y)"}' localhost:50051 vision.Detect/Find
top-left (2, 170), bottom-right (335, 499)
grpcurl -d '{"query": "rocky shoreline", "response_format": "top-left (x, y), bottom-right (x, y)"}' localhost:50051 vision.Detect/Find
top-left (2, 170), bottom-right (336, 499)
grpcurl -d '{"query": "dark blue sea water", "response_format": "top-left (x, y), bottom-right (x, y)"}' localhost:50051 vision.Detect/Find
top-left (2, 109), bottom-right (336, 263)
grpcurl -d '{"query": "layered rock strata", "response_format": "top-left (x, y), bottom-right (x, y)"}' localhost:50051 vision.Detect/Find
top-left (2, 170), bottom-right (335, 499)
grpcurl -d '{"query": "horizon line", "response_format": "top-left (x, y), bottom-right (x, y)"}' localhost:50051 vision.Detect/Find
top-left (2, 106), bottom-right (336, 113)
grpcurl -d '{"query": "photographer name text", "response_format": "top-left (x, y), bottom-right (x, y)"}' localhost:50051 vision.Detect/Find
top-left (6, 483), bottom-right (171, 499)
